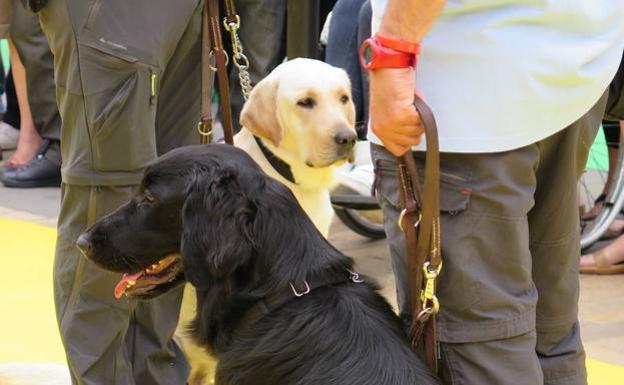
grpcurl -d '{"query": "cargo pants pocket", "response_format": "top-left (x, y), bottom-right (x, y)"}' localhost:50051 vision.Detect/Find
top-left (78, 40), bottom-right (161, 173)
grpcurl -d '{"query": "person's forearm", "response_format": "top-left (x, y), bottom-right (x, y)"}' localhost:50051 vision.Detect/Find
top-left (378, 0), bottom-right (446, 43)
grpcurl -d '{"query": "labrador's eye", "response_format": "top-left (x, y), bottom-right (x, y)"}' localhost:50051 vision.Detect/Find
top-left (340, 94), bottom-right (349, 104)
top-left (297, 97), bottom-right (315, 109)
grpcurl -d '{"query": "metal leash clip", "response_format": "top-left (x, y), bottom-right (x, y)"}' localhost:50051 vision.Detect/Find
top-left (418, 261), bottom-right (442, 318)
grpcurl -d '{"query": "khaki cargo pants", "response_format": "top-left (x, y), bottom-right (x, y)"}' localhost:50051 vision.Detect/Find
top-left (37, 0), bottom-right (204, 383)
top-left (372, 93), bottom-right (606, 385)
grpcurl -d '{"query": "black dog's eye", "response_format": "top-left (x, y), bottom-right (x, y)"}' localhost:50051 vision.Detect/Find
top-left (143, 192), bottom-right (156, 204)
top-left (340, 94), bottom-right (349, 104)
top-left (297, 97), bottom-right (315, 109)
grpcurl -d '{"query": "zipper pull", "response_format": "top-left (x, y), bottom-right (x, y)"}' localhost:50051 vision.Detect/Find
top-left (150, 70), bottom-right (157, 105)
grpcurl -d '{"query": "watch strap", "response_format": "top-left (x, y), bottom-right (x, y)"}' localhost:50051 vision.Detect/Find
top-left (375, 34), bottom-right (421, 55)
top-left (360, 38), bottom-right (416, 70)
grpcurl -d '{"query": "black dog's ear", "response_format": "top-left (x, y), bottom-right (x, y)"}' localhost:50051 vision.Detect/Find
top-left (181, 168), bottom-right (256, 288)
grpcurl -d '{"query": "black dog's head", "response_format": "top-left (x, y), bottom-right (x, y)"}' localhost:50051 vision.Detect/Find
top-left (78, 144), bottom-right (342, 300)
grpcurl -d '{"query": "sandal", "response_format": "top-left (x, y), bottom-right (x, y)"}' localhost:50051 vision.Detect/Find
top-left (579, 249), bottom-right (624, 275)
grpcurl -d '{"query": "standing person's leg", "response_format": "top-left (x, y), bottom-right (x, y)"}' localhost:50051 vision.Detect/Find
top-left (372, 92), bottom-right (607, 385)
top-left (39, 0), bottom-right (201, 383)
top-left (373, 142), bottom-right (543, 385)
top-left (10, 1), bottom-right (60, 153)
top-left (54, 184), bottom-right (140, 385)
top-left (3, 1), bottom-right (61, 187)
top-left (2, 38), bottom-right (43, 165)
top-left (56, 184), bottom-right (189, 385)
top-left (0, 67), bottom-right (21, 150)
top-left (326, 0), bottom-right (367, 136)
top-left (529, 92), bottom-right (606, 385)
top-left (230, 0), bottom-right (286, 132)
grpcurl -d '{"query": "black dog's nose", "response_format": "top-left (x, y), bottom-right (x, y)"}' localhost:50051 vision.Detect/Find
top-left (76, 233), bottom-right (92, 257)
top-left (334, 130), bottom-right (357, 149)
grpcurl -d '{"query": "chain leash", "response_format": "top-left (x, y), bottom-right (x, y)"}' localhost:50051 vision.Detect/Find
top-left (223, 16), bottom-right (253, 100)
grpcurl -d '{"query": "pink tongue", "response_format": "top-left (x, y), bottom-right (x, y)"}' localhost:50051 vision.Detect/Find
top-left (114, 271), bottom-right (144, 299)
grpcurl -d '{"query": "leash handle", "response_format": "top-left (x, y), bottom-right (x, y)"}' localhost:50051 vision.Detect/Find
top-left (396, 94), bottom-right (441, 372)
top-left (199, 0), bottom-right (214, 144)
top-left (199, 0), bottom-right (237, 145)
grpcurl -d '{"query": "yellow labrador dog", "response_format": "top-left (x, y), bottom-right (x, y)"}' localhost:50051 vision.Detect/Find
top-left (236, 58), bottom-right (357, 236)
top-left (179, 58), bottom-right (358, 385)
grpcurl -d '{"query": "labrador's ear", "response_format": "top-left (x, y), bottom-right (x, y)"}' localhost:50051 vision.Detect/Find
top-left (240, 75), bottom-right (282, 147)
top-left (180, 168), bottom-right (256, 288)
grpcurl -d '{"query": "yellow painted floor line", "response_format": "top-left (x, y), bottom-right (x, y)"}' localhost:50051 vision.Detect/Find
top-left (587, 359), bottom-right (624, 385)
top-left (0, 217), bottom-right (65, 363)
top-left (1, 217), bottom-right (623, 384)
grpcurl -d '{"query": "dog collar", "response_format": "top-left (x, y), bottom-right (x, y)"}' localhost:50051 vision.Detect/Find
top-left (233, 270), bottom-right (365, 338)
top-left (253, 135), bottom-right (297, 185)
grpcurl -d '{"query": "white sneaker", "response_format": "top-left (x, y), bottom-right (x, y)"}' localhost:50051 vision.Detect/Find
top-left (0, 121), bottom-right (19, 150)
top-left (336, 141), bottom-right (375, 196)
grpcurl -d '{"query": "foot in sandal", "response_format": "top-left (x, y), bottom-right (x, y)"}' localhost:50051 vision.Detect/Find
top-left (4, 126), bottom-right (43, 169)
top-left (580, 236), bottom-right (624, 274)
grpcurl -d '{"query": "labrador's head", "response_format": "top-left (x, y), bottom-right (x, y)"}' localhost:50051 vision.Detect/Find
top-left (240, 58), bottom-right (357, 168)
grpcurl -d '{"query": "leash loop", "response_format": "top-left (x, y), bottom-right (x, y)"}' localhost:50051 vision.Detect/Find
top-left (208, 49), bottom-right (229, 72)
top-left (398, 209), bottom-right (421, 232)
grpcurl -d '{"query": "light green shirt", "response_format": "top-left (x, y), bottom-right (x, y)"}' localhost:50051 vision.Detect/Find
top-left (370, 0), bottom-right (624, 153)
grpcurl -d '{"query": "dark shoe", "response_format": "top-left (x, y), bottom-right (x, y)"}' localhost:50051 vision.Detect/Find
top-left (1, 141), bottom-right (61, 188)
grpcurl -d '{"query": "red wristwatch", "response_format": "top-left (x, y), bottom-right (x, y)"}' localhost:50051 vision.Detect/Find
top-left (359, 35), bottom-right (419, 71)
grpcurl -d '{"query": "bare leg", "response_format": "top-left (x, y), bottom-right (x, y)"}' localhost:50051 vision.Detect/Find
top-left (600, 121), bottom-right (624, 236)
top-left (580, 233), bottom-right (624, 271)
top-left (6, 38), bottom-right (42, 168)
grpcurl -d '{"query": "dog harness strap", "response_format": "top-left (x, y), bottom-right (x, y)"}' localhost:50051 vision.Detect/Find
top-left (233, 271), bottom-right (362, 338)
top-left (396, 94), bottom-right (441, 373)
top-left (253, 135), bottom-right (297, 185)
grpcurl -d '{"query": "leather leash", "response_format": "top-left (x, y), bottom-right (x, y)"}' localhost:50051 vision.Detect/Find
top-left (397, 95), bottom-right (442, 372)
top-left (199, 0), bottom-right (237, 145)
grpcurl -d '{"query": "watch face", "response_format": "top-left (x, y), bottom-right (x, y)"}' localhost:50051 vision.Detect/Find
top-left (362, 42), bottom-right (373, 65)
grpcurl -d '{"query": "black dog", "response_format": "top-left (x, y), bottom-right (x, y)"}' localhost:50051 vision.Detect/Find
top-left (77, 144), bottom-right (439, 385)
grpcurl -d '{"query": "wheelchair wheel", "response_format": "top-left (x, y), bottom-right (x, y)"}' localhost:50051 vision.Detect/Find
top-left (331, 188), bottom-right (386, 240)
top-left (579, 122), bottom-right (624, 250)
top-left (333, 207), bottom-right (386, 239)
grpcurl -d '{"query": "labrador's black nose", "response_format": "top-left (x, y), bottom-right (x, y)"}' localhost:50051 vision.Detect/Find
top-left (334, 130), bottom-right (357, 150)
top-left (76, 233), bottom-right (92, 257)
